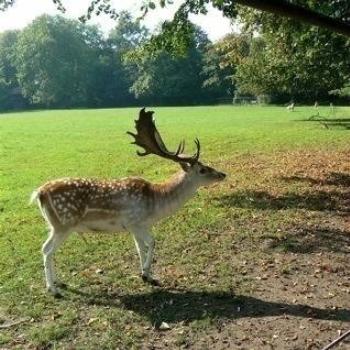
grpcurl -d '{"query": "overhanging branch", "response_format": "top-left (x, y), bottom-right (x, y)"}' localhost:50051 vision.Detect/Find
top-left (236, 0), bottom-right (350, 36)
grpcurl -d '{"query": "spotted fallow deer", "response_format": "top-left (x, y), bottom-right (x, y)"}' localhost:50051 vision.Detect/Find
top-left (31, 108), bottom-right (226, 296)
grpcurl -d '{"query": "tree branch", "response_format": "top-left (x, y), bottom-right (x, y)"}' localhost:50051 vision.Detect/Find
top-left (321, 329), bottom-right (350, 350)
top-left (235, 0), bottom-right (350, 36)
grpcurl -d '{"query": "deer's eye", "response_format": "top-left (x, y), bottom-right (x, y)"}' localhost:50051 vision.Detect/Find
top-left (199, 168), bottom-right (207, 174)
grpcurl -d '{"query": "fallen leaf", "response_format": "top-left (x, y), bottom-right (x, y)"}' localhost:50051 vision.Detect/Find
top-left (87, 318), bottom-right (98, 325)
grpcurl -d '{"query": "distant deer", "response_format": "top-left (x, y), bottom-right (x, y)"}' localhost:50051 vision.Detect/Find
top-left (286, 102), bottom-right (295, 111)
top-left (31, 108), bottom-right (226, 296)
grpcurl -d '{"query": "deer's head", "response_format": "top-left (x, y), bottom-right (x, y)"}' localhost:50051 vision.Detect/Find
top-left (127, 108), bottom-right (226, 186)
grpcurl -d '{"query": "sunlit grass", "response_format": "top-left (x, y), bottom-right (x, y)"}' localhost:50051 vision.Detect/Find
top-left (0, 105), bottom-right (349, 348)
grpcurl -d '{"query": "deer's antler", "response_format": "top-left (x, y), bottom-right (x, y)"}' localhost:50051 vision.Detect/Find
top-left (127, 108), bottom-right (200, 164)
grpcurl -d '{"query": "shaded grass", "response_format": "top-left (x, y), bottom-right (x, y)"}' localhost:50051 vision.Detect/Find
top-left (0, 106), bottom-right (349, 349)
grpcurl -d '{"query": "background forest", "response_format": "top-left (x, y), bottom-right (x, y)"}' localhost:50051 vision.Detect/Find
top-left (0, 3), bottom-right (350, 111)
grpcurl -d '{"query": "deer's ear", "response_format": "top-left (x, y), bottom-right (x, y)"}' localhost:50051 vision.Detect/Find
top-left (180, 162), bottom-right (191, 172)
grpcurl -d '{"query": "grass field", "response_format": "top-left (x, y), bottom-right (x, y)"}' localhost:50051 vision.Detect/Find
top-left (0, 105), bottom-right (349, 349)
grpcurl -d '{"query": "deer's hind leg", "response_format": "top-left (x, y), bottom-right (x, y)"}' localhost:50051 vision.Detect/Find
top-left (42, 228), bottom-right (70, 296)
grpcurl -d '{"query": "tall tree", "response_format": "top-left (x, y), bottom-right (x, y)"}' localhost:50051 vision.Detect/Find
top-left (202, 39), bottom-right (234, 100)
top-left (126, 24), bottom-right (214, 105)
top-left (0, 30), bottom-right (27, 110)
top-left (15, 15), bottom-right (99, 107)
top-left (108, 11), bottom-right (149, 53)
top-left (102, 11), bottom-right (149, 106)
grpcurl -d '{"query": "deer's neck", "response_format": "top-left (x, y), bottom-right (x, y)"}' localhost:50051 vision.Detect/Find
top-left (150, 171), bottom-right (198, 220)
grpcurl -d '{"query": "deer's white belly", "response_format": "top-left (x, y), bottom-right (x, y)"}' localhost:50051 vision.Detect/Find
top-left (74, 220), bottom-right (124, 233)
top-left (73, 205), bottom-right (148, 233)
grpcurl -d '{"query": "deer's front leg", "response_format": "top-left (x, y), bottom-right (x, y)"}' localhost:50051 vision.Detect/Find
top-left (131, 227), bottom-right (159, 286)
top-left (142, 233), bottom-right (155, 277)
top-left (132, 235), bottom-right (147, 274)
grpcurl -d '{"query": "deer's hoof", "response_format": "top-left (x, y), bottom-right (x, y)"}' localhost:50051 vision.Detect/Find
top-left (142, 275), bottom-right (161, 287)
top-left (54, 281), bottom-right (68, 289)
top-left (47, 286), bottom-right (63, 298)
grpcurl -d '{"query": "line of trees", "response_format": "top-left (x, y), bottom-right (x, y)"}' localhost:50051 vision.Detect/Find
top-left (0, 12), bottom-right (232, 111)
top-left (1, 3), bottom-right (350, 111)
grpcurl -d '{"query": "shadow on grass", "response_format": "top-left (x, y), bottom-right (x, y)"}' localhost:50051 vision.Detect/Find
top-left (281, 172), bottom-right (350, 187)
top-left (214, 189), bottom-right (348, 212)
top-left (215, 172), bottom-right (350, 212)
top-left (299, 118), bottom-right (350, 122)
top-left (68, 288), bottom-right (350, 326)
top-left (263, 226), bottom-right (350, 254)
top-left (297, 117), bottom-right (350, 129)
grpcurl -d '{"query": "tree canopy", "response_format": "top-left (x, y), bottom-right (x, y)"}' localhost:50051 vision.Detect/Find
top-left (15, 16), bottom-right (101, 107)
top-left (0, 0), bottom-right (349, 109)
top-left (1, 0), bottom-right (350, 37)
top-left (0, 12), bottom-right (231, 110)
top-left (226, 3), bottom-right (350, 102)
